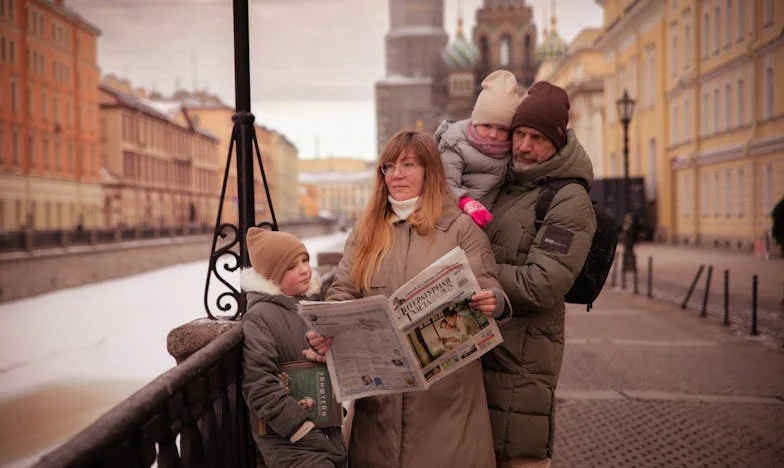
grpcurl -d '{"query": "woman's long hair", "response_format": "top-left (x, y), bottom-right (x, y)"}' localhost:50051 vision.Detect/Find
top-left (351, 130), bottom-right (453, 293)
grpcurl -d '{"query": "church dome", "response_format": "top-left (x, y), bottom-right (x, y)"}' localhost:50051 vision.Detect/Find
top-left (536, 29), bottom-right (567, 64)
top-left (442, 18), bottom-right (480, 69)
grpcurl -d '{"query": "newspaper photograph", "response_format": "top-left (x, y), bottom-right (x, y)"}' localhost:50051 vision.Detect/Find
top-left (299, 247), bottom-right (504, 402)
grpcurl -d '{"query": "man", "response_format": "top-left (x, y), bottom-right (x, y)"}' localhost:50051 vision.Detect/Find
top-left (482, 81), bottom-right (597, 468)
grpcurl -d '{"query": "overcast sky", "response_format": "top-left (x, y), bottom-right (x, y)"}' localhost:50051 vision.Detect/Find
top-left (69, 0), bottom-right (603, 158)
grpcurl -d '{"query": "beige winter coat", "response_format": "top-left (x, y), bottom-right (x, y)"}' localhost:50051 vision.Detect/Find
top-left (326, 202), bottom-right (500, 468)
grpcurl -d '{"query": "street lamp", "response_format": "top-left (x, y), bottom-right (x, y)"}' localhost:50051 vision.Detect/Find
top-left (616, 89), bottom-right (637, 282)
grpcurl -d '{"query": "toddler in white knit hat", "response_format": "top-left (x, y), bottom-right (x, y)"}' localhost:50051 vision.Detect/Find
top-left (434, 69), bottom-right (522, 227)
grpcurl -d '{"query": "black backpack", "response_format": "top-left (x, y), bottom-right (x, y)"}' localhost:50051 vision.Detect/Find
top-left (535, 178), bottom-right (619, 311)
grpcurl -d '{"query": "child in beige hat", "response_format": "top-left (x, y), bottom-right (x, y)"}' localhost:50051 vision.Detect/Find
top-left (434, 69), bottom-right (522, 227)
top-left (240, 227), bottom-right (347, 467)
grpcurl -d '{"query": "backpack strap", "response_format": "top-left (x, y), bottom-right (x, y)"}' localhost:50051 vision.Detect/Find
top-left (534, 178), bottom-right (589, 231)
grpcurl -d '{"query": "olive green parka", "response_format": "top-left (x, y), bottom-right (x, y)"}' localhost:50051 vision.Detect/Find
top-left (482, 130), bottom-right (597, 460)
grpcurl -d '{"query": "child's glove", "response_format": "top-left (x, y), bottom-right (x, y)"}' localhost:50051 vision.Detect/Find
top-left (459, 196), bottom-right (493, 227)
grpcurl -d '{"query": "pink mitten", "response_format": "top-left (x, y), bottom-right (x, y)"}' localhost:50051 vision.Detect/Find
top-left (459, 196), bottom-right (494, 227)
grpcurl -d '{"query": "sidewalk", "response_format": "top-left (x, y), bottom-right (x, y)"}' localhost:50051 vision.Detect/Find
top-left (553, 289), bottom-right (784, 467)
top-left (613, 243), bottom-right (784, 346)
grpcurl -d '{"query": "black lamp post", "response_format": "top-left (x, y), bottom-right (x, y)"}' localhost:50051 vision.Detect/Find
top-left (203, 0), bottom-right (279, 320)
top-left (616, 89), bottom-right (637, 275)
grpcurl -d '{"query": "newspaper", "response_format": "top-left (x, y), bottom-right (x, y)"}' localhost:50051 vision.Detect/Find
top-left (298, 247), bottom-right (504, 402)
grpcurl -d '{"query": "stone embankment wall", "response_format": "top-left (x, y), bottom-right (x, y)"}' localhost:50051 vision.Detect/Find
top-left (0, 221), bottom-right (338, 303)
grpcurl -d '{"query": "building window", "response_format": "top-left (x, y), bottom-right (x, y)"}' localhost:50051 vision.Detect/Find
top-left (0, 37), bottom-right (5, 62)
top-left (725, 0), bottom-right (732, 47)
top-left (713, 172), bottom-right (720, 216)
top-left (738, 0), bottom-right (745, 39)
top-left (28, 133), bottom-right (35, 167)
top-left (713, 88), bottom-right (719, 132)
top-left (43, 135), bottom-right (49, 170)
top-left (10, 79), bottom-right (18, 113)
top-left (701, 173), bottom-right (709, 216)
top-left (671, 103), bottom-right (679, 145)
top-left (763, 164), bottom-right (773, 213)
top-left (12, 127), bottom-right (20, 165)
top-left (725, 84), bottom-right (732, 128)
top-left (27, 86), bottom-right (33, 117)
top-left (737, 168), bottom-right (744, 216)
top-left (647, 139), bottom-right (657, 201)
top-left (523, 34), bottom-right (532, 66)
top-left (724, 170), bottom-right (732, 216)
top-left (670, 26), bottom-right (678, 75)
top-left (41, 90), bottom-right (47, 120)
top-left (683, 174), bottom-right (692, 217)
top-left (764, 0), bottom-right (773, 26)
top-left (737, 78), bottom-right (745, 124)
top-left (499, 36), bottom-right (511, 67)
top-left (9, 39), bottom-right (14, 64)
top-left (684, 23), bottom-right (691, 68)
top-left (702, 92), bottom-right (709, 134)
top-left (714, 6), bottom-right (720, 54)
top-left (683, 99), bottom-right (690, 140)
top-left (764, 65), bottom-right (773, 119)
top-left (54, 138), bottom-right (61, 170)
top-left (53, 96), bottom-right (59, 123)
top-left (703, 13), bottom-right (710, 59)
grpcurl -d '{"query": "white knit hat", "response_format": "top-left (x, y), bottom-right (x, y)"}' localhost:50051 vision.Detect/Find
top-left (471, 70), bottom-right (522, 128)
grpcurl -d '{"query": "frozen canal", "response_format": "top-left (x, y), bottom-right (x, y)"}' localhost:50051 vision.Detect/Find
top-left (0, 232), bottom-right (349, 467)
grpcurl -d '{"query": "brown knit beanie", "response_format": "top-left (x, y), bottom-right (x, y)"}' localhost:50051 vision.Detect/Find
top-left (471, 70), bottom-right (521, 127)
top-left (511, 81), bottom-right (570, 149)
top-left (246, 227), bottom-right (308, 285)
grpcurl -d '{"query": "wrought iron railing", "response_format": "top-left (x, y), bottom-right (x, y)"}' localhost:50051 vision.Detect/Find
top-left (33, 325), bottom-right (257, 468)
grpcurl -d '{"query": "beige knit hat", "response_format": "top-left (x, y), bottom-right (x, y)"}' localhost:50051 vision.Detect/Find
top-left (246, 227), bottom-right (308, 285)
top-left (471, 70), bottom-right (521, 128)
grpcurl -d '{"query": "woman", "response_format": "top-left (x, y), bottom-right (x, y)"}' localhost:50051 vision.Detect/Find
top-left (308, 130), bottom-right (507, 468)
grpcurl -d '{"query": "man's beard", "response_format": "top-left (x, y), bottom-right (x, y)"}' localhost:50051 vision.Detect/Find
top-left (511, 152), bottom-right (537, 171)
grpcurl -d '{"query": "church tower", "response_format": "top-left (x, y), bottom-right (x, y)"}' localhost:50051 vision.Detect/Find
top-left (472, 0), bottom-right (538, 88)
top-left (442, 14), bottom-right (480, 120)
top-left (375, 0), bottom-right (449, 153)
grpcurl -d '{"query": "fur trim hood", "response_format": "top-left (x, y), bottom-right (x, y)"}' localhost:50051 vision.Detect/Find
top-left (240, 267), bottom-right (321, 297)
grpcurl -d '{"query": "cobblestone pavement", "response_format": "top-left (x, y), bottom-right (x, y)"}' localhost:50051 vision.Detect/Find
top-left (553, 290), bottom-right (784, 467)
top-left (610, 243), bottom-right (784, 347)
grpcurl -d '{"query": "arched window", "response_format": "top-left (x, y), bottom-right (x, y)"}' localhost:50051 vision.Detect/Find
top-left (479, 36), bottom-right (489, 69)
top-left (500, 36), bottom-right (511, 67)
top-left (523, 34), bottom-right (532, 66)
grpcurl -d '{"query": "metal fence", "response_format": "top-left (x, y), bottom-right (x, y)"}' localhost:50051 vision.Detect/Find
top-left (0, 225), bottom-right (212, 253)
top-left (33, 325), bottom-right (257, 468)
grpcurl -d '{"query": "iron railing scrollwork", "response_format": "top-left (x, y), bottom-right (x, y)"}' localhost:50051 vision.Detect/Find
top-left (33, 326), bottom-right (257, 468)
top-left (204, 0), bottom-right (278, 321)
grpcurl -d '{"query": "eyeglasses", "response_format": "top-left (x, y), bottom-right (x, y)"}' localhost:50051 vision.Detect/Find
top-left (380, 160), bottom-right (421, 176)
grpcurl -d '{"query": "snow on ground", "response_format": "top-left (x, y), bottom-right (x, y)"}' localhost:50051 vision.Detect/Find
top-left (0, 231), bottom-right (349, 399)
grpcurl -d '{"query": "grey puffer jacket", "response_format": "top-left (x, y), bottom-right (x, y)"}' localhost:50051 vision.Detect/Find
top-left (435, 119), bottom-right (510, 208)
top-left (240, 268), bottom-right (347, 468)
top-left (483, 129), bottom-right (597, 460)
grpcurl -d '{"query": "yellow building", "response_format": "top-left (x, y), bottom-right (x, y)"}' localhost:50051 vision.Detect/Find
top-left (157, 90), bottom-right (300, 226)
top-left (99, 76), bottom-right (220, 227)
top-left (258, 125), bottom-right (299, 222)
top-left (538, 26), bottom-right (607, 177)
top-left (0, 0), bottom-right (102, 230)
top-left (596, 0), bottom-right (678, 241)
top-left (596, 0), bottom-right (783, 248)
top-left (298, 157), bottom-right (375, 222)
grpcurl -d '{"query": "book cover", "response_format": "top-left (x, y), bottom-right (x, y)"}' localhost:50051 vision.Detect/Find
top-left (279, 360), bottom-right (342, 428)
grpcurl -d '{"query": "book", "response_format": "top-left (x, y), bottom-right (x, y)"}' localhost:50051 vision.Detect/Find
top-left (279, 360), bottom-right (343, 428)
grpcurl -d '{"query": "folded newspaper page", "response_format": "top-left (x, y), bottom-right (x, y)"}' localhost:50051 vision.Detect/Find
top-left (299, 247), bottom-right (504, 402)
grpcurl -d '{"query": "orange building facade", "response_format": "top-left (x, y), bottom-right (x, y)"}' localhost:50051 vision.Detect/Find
top-left (0, 0), bottom-right (102, 230)
top-left (99, 79), bottom-right (221, 228)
